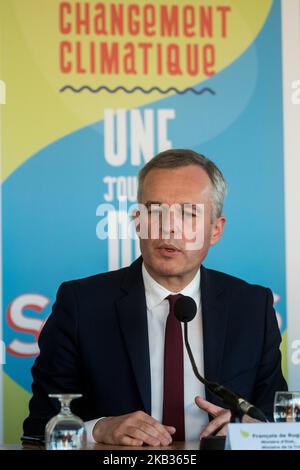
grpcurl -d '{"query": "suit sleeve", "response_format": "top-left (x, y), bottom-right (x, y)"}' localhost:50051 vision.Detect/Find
top-left (252, 288), bottom-right (288, 420)
top-left (23, 282), bottom-right (82, 437)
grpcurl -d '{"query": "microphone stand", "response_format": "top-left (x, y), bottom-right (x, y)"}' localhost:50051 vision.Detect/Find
top-left (183, 323), bottom-right (266, 424)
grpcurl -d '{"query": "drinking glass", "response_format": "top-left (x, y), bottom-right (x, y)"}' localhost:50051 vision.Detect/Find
top-left (273, 391), bottom-right (300, 423)
top-left (45, 394), bottom-right (87, 450)
top-left (294, 393), bottom-right (300, 422)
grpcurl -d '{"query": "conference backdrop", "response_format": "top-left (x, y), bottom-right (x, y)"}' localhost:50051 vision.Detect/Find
top-left (0, 0), bottom-right (297, 443)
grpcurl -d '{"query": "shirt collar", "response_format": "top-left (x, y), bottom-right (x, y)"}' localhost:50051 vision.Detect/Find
top-left (142, 262), bottom-right (201, 310)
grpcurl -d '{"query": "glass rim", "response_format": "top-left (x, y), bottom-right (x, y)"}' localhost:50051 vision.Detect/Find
top-left (48, 393), bottom-right (82, 399)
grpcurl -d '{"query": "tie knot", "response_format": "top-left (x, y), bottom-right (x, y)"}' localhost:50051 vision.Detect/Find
top-left (166, 293), bottom-right (183, 308)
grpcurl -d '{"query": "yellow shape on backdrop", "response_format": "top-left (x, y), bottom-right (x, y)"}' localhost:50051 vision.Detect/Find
top-left (0, 0), bottom-right (273, 180)
top-left (4, 373), bottom-right (31, 444)
top-left (280, 330), bottom-right (288, 382)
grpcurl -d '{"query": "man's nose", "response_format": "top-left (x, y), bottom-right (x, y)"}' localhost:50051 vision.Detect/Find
top-left (161, 207), bottom-right (182, 239)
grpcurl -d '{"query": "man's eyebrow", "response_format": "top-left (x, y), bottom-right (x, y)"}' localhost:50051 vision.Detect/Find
top-left (144, 201), bottom-right (163, 206)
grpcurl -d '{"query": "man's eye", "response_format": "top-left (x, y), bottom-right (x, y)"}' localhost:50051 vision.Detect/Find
top-left (183, 211), bottom-right (196, 218)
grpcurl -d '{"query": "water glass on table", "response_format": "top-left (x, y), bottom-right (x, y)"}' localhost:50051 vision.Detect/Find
top-left (273, 391), bottom-right (300, 423)
top-left (45, 394), bottom-right (87, 450)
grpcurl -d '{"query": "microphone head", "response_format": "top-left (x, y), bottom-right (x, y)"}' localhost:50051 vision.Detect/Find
top-left (174, 296), bottom-right (197, 323)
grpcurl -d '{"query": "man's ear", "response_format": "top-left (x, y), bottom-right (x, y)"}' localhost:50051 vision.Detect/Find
top-left (210, 216), bottom-right (226, 246)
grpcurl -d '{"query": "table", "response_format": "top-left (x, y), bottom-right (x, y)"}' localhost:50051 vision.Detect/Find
top-left (0, 441), bottom-right (199, 450)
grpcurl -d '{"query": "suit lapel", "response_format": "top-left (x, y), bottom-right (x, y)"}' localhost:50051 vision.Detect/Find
top-left (114, 261), bottom-right (229, 413)
top-left (115, 258), bottom-right (151, 414)
top-left (201, 266), bottom-right (229, 394)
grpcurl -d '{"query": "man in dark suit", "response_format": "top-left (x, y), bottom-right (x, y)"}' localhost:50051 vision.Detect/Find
top-left (23, 149), bottom-right (287, 446)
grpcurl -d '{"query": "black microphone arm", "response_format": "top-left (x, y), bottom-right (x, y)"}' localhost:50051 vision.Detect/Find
top-left (183, 323), bottom-right (268, 423)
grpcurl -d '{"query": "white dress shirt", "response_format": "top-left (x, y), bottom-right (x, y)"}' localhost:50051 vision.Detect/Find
top-left (142, 263), bottom-right (208, 441)
top-left (85, 263), bottom-right (208, 442)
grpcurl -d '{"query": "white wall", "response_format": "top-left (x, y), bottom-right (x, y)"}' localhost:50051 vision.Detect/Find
top-left (282, 0), bottom-right (300, 389)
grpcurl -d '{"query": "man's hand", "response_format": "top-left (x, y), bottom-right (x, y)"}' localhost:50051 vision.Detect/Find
top-left (195, 396), bottom-right (231, 437)
top-left (93, 411), bottom-right (176, 446)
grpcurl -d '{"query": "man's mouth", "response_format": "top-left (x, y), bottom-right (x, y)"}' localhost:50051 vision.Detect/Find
top-left (158, 244), bottom-right (182, 256)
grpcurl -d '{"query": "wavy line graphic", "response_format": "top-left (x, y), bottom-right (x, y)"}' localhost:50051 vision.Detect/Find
top-left (59, 85), bottom-right (216, 95)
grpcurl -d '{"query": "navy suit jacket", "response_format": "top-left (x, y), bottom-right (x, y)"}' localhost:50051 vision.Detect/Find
top-left (23, 257), bottom-right (287, 436)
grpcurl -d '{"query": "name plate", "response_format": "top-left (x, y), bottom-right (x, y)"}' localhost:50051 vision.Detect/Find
top-left (225, 423), bottom-right (300, 450)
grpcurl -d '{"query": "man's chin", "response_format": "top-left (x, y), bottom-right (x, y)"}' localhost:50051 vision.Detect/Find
top-left (151, 260), bottom-right (183, 277)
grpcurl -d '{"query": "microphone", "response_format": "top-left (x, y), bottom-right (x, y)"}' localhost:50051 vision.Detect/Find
top-left (174, 295), bottom-right (268, 423)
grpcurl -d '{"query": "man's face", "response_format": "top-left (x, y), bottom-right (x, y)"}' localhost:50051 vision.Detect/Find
top-left (136, 165), bottom-right (225, 282)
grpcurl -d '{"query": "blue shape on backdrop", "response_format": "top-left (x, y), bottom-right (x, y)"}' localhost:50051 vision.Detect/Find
top-left (3, 1), bottom-right (285, 392)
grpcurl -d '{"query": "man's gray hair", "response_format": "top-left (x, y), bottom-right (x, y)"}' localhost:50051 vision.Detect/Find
top-left (137, 149), bottom-right (227, 221)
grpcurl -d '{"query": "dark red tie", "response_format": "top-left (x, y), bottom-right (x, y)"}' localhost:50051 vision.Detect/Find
top-left (162, 294), bottom-right (185, 441)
